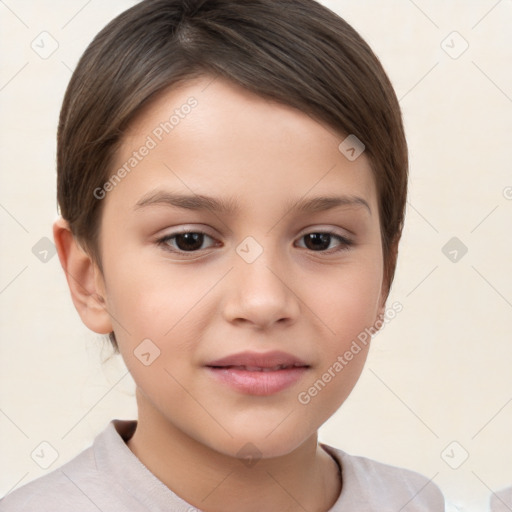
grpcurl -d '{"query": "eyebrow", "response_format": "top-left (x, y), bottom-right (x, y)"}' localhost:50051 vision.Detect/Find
top-left (134, 190), bottom-right (371, 215)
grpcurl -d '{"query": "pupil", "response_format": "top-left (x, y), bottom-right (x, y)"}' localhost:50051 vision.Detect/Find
top-left (176, 233), bottom-right (203, 251)
top-left (306, 233), bottom-right (330, 251)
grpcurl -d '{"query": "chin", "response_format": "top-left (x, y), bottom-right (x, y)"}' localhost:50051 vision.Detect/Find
top-left (208, 419), bottom-right (317, 461)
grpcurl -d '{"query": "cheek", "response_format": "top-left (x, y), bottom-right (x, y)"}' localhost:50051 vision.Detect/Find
top-left (101, 255), bottom-right (216, 378)
top-left (104, 271), bottom-right (198, 404)
top-left (313, 257), bottom-right (383, 344)
top-left (101, 239), bottom-right (195, 333)
top-left (295, 262), bottom-right (382, 418)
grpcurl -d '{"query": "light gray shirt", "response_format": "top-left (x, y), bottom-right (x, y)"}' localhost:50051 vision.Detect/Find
top-left (0, 419), bottom-right (444, 511)
top-left (490, 486), bottom-right (512, 512)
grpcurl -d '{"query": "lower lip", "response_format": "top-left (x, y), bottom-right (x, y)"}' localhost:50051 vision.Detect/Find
top-left (206, 366), bottom-right (309, 396)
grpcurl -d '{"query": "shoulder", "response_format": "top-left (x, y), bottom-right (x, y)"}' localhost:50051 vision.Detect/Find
top-left (0, 446), bottom-right (104, 512)
top-left (0, 420), bottom-right (143, 512)
top-left (321, 444), bottom-right (445, 511)
top-left (490, 486), bottom-right (512, 512)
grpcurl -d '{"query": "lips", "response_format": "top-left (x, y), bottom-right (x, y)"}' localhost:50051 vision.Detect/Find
top-left (206, 350), bottom-right (309, 370)
top-left (205, 351), bottom-right (310, 396)
top-left (215, 363), bottom-right (305, 372)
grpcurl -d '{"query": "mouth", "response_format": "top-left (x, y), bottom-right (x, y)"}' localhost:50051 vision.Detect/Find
top-left (206, 350), bottom-right (309, 369)
top-left (205, 351), bottom-right (310, 396)
top-left (208, 363), bottom-right (307, 372)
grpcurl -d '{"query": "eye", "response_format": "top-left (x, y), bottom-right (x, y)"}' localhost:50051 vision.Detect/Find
top-left (156, 229), bottom-right (353, 256)
top-left (296, 231), bottom-right (353, 253)
top-left (157, 231), bottom-right (218, 253)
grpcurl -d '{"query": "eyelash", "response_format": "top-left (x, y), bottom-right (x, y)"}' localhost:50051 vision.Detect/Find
top-left (156, 229), bottom-right (354, 256)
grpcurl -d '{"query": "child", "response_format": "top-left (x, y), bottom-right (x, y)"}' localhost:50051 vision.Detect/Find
top-left (0, 0), bottom-right (445, 510)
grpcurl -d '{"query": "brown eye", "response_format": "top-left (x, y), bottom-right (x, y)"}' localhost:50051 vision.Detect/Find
top-left (173, 233), bottom-right (205, 251)
top-left (296, 231), bottom-right (353, 253)
top-left (158, 231), bottom-right (216, 253)
top-left (303, 233), bottom-right (331, 251)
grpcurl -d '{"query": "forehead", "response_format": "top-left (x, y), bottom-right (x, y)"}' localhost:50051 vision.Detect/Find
top-left (108, 75), bottom-right (378, 213)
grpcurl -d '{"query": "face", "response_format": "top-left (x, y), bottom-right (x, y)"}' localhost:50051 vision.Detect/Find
top-left (95, 76), bottom-right (385, 458)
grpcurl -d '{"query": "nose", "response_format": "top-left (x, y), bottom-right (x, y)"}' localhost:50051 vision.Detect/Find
top-left (221, 242), bottom-right (301, 330)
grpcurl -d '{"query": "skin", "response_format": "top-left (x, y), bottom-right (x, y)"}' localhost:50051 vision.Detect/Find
top-left (54, 75), bottom-right (389, 512)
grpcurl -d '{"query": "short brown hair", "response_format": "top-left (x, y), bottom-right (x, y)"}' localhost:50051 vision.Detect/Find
top-left (57, 0), bottom-right (408, 350)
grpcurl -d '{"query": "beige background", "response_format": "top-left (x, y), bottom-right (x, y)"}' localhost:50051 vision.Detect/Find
top-left (1, 1), bottom-right (511, 510)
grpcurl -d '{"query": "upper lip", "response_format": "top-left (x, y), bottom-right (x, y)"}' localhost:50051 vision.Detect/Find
top-left (206, 350), bottom-right (310, 369)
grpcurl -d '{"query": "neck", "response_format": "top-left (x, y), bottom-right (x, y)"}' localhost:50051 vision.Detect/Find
top-left (126, 390), bottom-right (341, 512)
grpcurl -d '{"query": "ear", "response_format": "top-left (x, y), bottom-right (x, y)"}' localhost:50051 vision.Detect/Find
top-left (53, 217), bottom-right (112, 334)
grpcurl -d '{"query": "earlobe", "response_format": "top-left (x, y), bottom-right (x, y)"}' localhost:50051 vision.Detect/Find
top-left (53, 217), bottom-right (113, 334)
